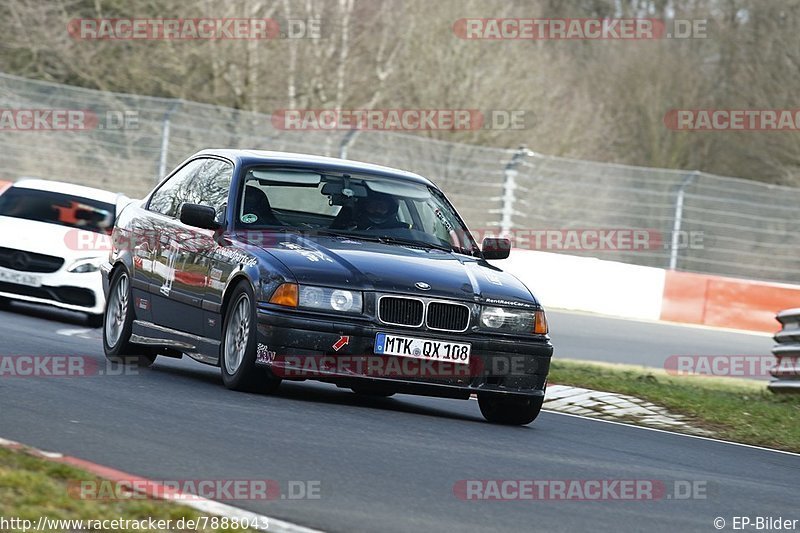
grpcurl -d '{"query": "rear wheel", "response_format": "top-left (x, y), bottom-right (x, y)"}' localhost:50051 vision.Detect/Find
top-left (478, 393), bottom-right (543, 425)
top-left (220, 282), bottom-right (281, 394)
top-left (103, 268), bottom-right (156, 367)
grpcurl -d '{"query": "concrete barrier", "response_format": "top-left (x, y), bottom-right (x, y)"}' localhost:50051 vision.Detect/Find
top-left (498, 249), bottom-right (800, 333)
top-left (497, 250), bottom-right (665, 321)
top-left (661, 271), bottom-right (800, 332)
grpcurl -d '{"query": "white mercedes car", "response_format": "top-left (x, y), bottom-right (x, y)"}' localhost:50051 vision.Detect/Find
top-left (0, 179), bottom-right (129, 326)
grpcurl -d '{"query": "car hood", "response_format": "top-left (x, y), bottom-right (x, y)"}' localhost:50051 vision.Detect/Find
top-left (241, 232), bottom-right (538, 306)
top-left (0, 216), bottom-right (109, 262)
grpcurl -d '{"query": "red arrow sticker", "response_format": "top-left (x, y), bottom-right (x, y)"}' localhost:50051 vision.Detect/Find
top-left (332, 336), bottom-right (350, 352)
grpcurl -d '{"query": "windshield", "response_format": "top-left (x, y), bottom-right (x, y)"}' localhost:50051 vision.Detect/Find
top-left (236, 168), bottom-right (478, 254)
top-left (0, 187), bottom-right (115, 235)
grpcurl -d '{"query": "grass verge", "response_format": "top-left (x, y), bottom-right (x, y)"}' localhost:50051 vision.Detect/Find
top-left (549, 359), bottom-right (800, 453)
top-left (0, 446), bottom-right (258, 532)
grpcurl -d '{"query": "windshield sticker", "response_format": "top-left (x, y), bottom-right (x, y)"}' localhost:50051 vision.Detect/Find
top-left (241, 213), bottom-right (258, 224)
top-left (434, 208), bottom-right (454, 232)
top-left (279, 242), bottom-right (334, 263)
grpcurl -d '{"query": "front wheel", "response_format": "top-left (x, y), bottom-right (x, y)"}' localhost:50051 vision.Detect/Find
top-left (220, 282), bottom-right (281, 394)
top-left (103, 268), bottom-right (156, 367)
top-left (478, 393), bottom-right (543, 425)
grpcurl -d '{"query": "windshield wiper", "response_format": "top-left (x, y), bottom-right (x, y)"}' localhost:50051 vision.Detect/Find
top-left (373, 235), bottom-right (453, 252)
top-left (291, 228), bottom-right (455, 252)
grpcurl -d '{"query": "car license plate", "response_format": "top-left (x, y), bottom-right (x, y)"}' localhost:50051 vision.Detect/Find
top-left (0, 266), bottom-right (42, 288)
top-left (374, 333), bottom-right (471, 363)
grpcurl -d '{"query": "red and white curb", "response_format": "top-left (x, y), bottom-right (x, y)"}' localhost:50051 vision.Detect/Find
top-left (542, 385), bottom-right (713, 436)
top-left (0, 437), bottom-right (323, 533)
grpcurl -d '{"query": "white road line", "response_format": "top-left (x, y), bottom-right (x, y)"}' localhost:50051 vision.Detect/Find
top-left (542, 409), bottom-right (800, 457)
top-left (174, 498), bottom-right (323, 533)
top-left (469, 394), bottom-right (797, 455)
top-left (56, 328), bottom-right (98, 339)
top-left (0, 436), bottom-right (325, 533)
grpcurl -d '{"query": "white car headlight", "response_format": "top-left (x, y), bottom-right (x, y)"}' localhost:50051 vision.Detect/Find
top-left (480, 306), bottom-right (507, 328)
top-left (67, 258), bottom-right (103, 273)
top-left (480, 306), bottom-right (542, 334)
top-left (298, 285), bottom-right (362, 314)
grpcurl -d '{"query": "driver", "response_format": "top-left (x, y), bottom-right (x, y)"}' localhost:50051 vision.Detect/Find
top-left (353, 192), bottom-right (406, 230)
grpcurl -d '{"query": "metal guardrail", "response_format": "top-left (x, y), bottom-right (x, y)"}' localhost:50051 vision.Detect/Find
top-left (2, 73), bottom-right (800, 283)
top-left (769, 308), bottom-right (800, 393)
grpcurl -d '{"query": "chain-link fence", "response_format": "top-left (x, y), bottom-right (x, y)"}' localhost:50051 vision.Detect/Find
top-left (1, 72), bottom-right (799, 284)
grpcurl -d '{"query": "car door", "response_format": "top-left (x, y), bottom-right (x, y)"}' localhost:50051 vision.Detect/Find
top-left (145, 158), bottom-right (212, 335)
top-left (174, 159), bottom-right (234, 338)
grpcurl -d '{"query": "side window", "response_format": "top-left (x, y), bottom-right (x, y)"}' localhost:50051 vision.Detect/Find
top-left (148, 159), bottom-right (233, 221)
top-left (397, 200), bottom-right (413, 226)
top-left (192, 159), bottom-right (233, 224)
top-left (148, 159), bottom-right (205, 217)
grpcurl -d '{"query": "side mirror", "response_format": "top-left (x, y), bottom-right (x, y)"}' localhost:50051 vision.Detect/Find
top-left (180, 203), bottom-right (220, 230)
top-left (482, 237), bottom-right (511, 260)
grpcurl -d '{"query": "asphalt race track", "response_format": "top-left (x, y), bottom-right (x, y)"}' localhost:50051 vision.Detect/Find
top-left (548, 310), bottom-right (774, 370)
top-left (0, 302), bottom-right (794, 533)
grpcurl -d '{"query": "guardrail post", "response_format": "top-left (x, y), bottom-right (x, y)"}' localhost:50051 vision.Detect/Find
top-left (668, 170), bottom-right (699, 270)
top-left (157, 101), bottom-right (181, 182)
top-left (768, 308), bottom-right (800, 393)
top-left (499, 145), bottom-right (531, 234)
top-left (339, 129), bottom-right (359, 159)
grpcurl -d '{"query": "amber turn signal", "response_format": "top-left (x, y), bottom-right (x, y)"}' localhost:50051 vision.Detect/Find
top-left (534, 309), bottom-right (549, 335)
top-left (269, 283), bottom-right (299, 307)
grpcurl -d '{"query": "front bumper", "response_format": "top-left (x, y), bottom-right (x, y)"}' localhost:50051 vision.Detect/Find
top-left (0, 267), bottom-right (104, 314)
top-left (255, 307), bottom-right (552, 399)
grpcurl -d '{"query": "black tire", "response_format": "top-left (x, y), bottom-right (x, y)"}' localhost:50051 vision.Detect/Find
top-left (0, 296), bottom-right (10, 309)
top-left (478, 393), bottom-right (543, 425)
top-left (351, 384), bottom-right (396, 398)
top-left (220, 282), bottom-right (281, 394)
top-left (102, 268), bottom-right (156, 367)
top-left (87, 313), bottom-right (104, 328)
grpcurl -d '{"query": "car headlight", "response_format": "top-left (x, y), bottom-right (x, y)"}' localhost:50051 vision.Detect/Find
top-left (298, 285), bottom-right (362, 313)
top-left (480, 306), bottom-right (548, 334)
top-left (67, 258), bottom-right (103, 273)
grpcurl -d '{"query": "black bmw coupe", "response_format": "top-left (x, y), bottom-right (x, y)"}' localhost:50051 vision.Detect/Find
top-left (101, 150), bottom-right (552, 425)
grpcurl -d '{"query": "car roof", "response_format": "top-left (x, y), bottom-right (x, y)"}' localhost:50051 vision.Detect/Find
top-left (194, 149), bottom-right (435, 187)
top-left (12, 178), bottom-right (121, 205)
